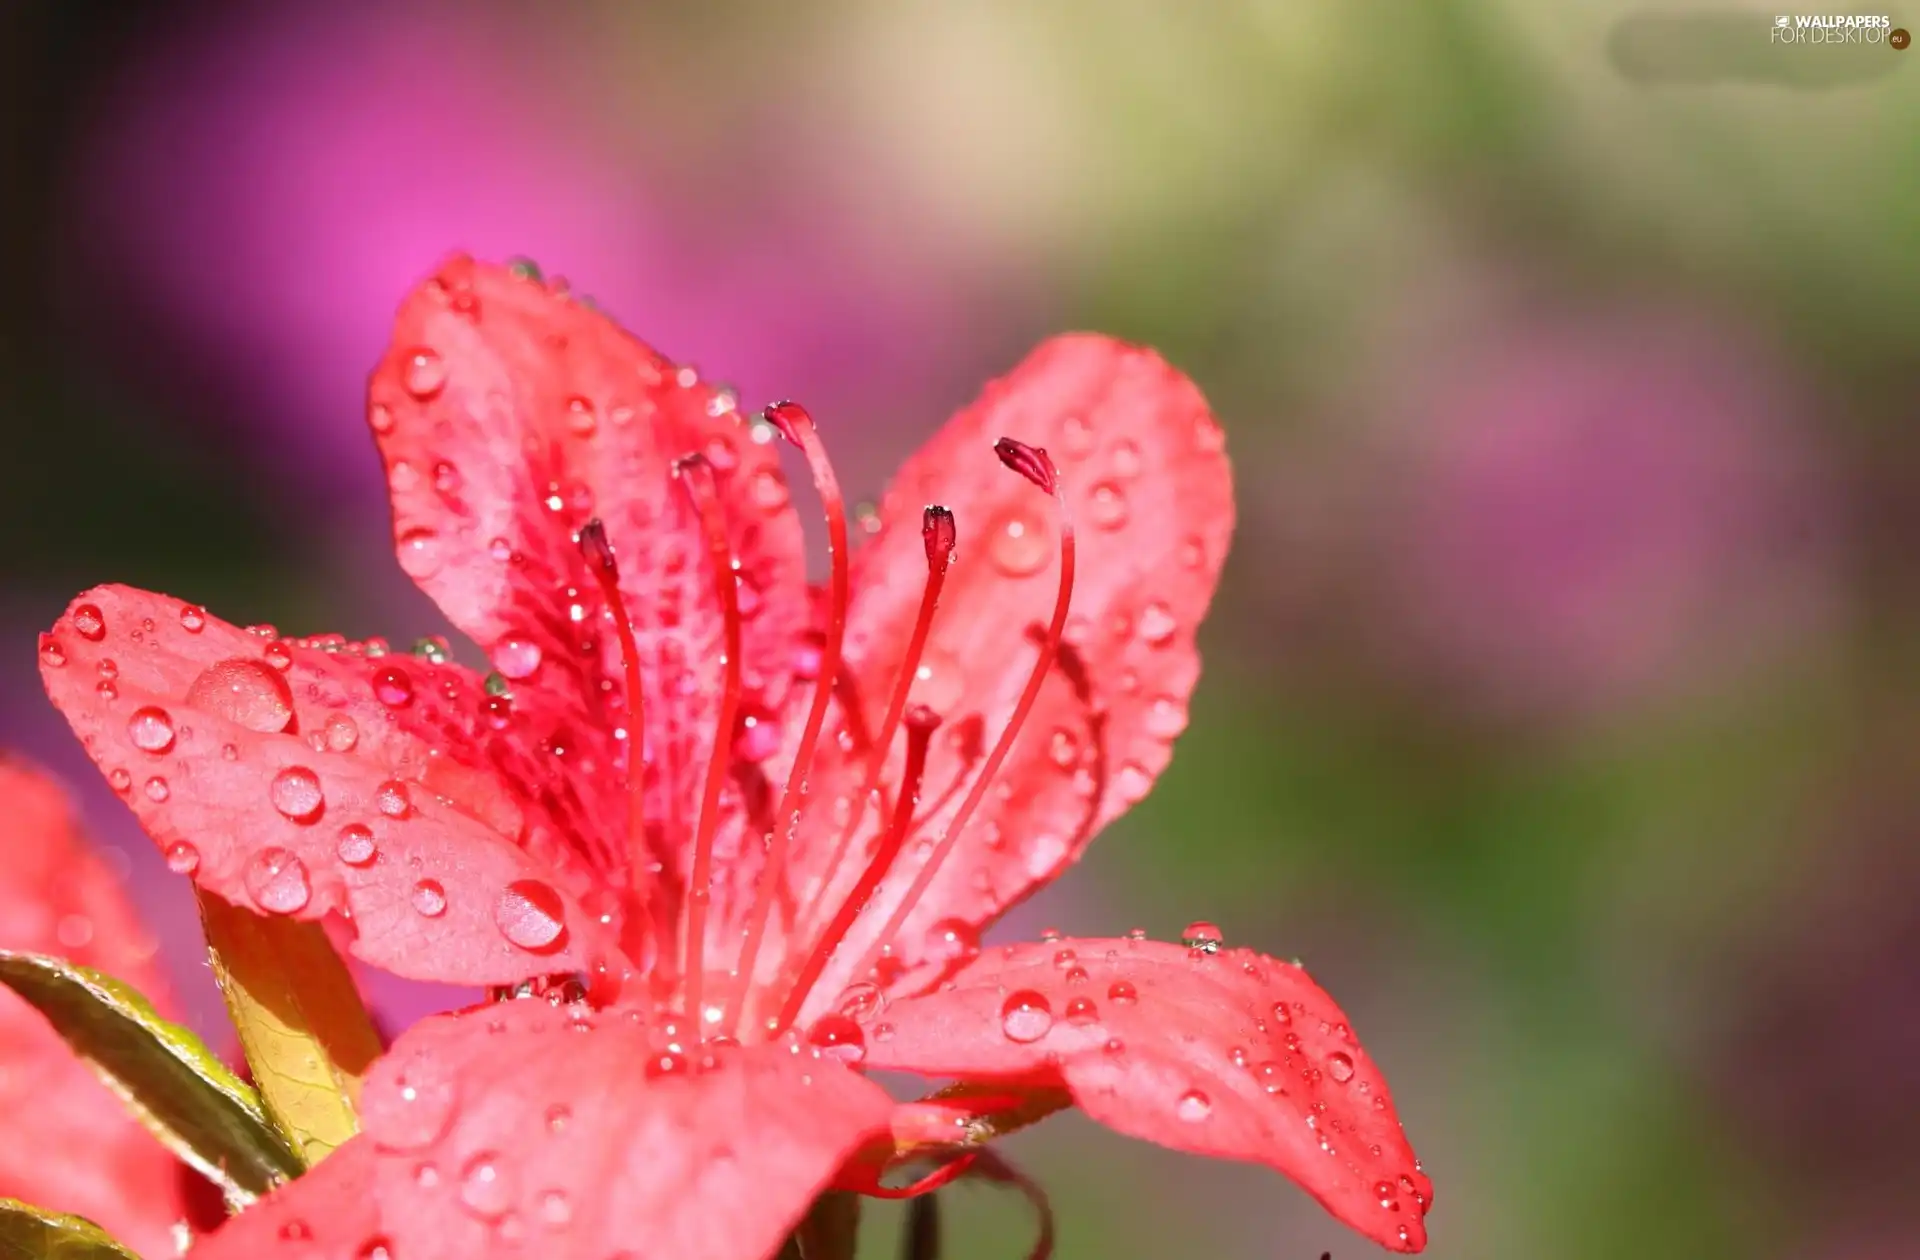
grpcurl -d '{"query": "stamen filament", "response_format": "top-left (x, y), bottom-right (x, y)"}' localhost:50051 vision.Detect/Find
top-left (798, 505), bottom-right (956, 941)
top-left (724, 402), bottom-right (851, 1037)
top-left (674, 455), bottom-right (743, 1038)
top-left (775, 705), bottom-right (940, 1033)
top-left (577, 520), bottom-right (650, 953)
top-left (844, 439), bottom-right (1073, 990)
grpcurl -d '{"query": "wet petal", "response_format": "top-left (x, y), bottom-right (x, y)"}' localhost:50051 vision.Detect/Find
top-left (866, 938), bottom-right (1431, 1253)
top-left (39, 587), bottom-right (615, 986)
top-left (192, 1001), bottom-right (895, 1260)
top-left (0, 757), bottom-right (185, 1259)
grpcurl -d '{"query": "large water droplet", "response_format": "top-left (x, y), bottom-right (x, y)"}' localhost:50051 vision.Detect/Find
top-left (1000, 990), bottom-right (1054, 1043)
top-left (336, 823), bottom-right (377, 866)
top-left (186, 658), bottom-right (295, 734)
top-left (72, 604), bottom-right (105, 641)
top-left (986, 505), bottom-right (1051, 577)
top-left (492, 635), bottom-right (544, 680)
top-left (924, 918), bottom-right (980, 965)
top-left (1064, 996), bottom-right (1099, 1025)
top-left (1256, 1061), bottom-right (1288, 1095)
top-left (325, 714), bottom-right (360, 753)
top-left (372, 665), bottom-right (415, 708)
top-left (412, 880), bottom-right (448, 917)
top-left (374, 781), bottom-right (412, 818)
top-left (906, 645), bottom-right (965, 714)
top-left (165, 841), bottom-right (200, 874)
top-left (458, 1151), bottom-right (515, 1220)
top-left (396, 529), bottom-right (442, 579)
top-left (179, 604), bottom-right (207, 632)
top-left (126, 706), bottom-right (176, 754)
top-left (402, 347), bottom-right (447, 400)
top-left (1087, 482), bottom-right (1130, 530)
top-left (245, 848), bottom-right (312, 914)
top-left (495, 880), bottom-right (567, 951)
top-left (1327, 1052), bottom-right (1355, 1083)
top-left (1176, 1089), bottom-right (1213, 1122)
top-left (1181, 921), bottom-right (1223, 953)
top-left (1108, 980), bottom-right (1138, 1005)
top-left (806, 1013), bottom-right (867, 1065)
top-left (269, 766), bottom-right (325, 822)
top-left (37, 635), bottom-right (65, 668)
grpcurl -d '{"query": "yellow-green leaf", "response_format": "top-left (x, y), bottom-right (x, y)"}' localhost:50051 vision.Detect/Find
top-left (0, 953), bottom-right (301, 1204)
top-left (0, 1199), bottom-right (141, 1259)
top-left (197, 892), bottom-right (383, 1165)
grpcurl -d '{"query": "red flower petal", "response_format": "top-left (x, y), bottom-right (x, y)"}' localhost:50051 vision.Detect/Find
top-left (791, 336), bottom-right (1233, 1005)
top-left (193, 1001), bottom-right (896, 1260)
top-left (368, 256), bottom-right (809, 889)
top-left (0, 757), bottom-right (186, 1259)
top-left (865, 938), bottom-right (1432, 1253)
top-left (39, 586), bottom-right (615, 986)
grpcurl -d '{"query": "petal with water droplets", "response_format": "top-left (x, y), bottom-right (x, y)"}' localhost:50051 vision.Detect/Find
top-left (0, 758), bottom-right (188, 1259)
top-left (866, 938), bottom-right (1431, 1253)
top-left (38, 586), bottom-right (614, 987)
top-left (191, 1002), bottom-right (895, 1260)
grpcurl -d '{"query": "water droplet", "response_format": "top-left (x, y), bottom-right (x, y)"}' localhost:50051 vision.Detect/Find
top-left (1271, 1001), bottom-right (1293, 1026)
top-left (986, 505), bottom-right (1051, 577)
top-left (538, 1188), bottom-right (572, 1228)
top-left (374, 780), bottom-right (412, 818)
top-left (96, 680), bottom-right (118, 702)
top-left (412, 879), bottom-right (448, 917)
top-left (263, 640), bottom-right (294, 671)
top-left (495, 880), bottom-right (567, 951)
top-left (1113, 762), bottom-right (1153, 804)
top-left (280, 1220), bottom-right (312, 1241)
top-left (492, 635), bottom-right (543, 680)
top-left (126, 706), bottom-right (176, 753)
top-left (324, 714), bottom-right (360, 753)
top-left (178, 604), bottom-right (206, 632)
top-left (1181, 921), bottom-right (1223, 953)
top-left (1146, 695), bottom-right (1189, 738)
top-left (1137, 602), bottom-right (1177, 646)
top-left (143, 776), bottom-right (169, 802)
top-left (265, 768), bottom-right (325, 825)
top-left (72, 603), bottom-right (105, 641)
top-left (245, 848), bottom-right (311, 914)
top-left (1111, 439), bottom-right (1142, 478)
top-left (372, 665), bottom-right (415, 708)
top-left (835, 982), bottom-right (884, 1023)
top-left (337, 823), bottom-right (377, 866)
top-left (458, 1151), bottom-right (514, 1220)
top-left (545, 1104), bottom-right (570, 1132)
top-left (1059, 414), bottom-right (1095, 457)
top-left (483, 695), bottom-right (514, 729)
top-left (924, 919), bottom-right (980, 964)
top-left (107, 768), bottom-right (131, 793)
top-left (906, 645), bottom-right (965, 715)
top-left (1000, 990), bottom-right (1053, 1043)
top-left (165, 841), bottom-right (200, 874)
top-left (749, 469), bottom-right (789, 511)
top-left (807, 1014), bottom-right (867, 1065)
top-left (1064, 996), bottom-right (1099, 1025)
top-left (357, 1238), bottom-right (394, 1260)
top-left (1087, 482), bottom-right (1129, 530)
top-left (564, 396), bottom-right (598, 437)
top-left (37, 635), bottom-right (65, 667)
top-left (1176, 1089), bottom-right (1213, 1122)
top-left (396, 529), bottom-right (442, 579)
top-left (1327, 1052), bottom-right (1355, 1083)
top-left (731, 704), bottom-right (780, 762)
top-left (1108, 980), bottom-right (1138, 1004)
top-left (403, 348), bottom-right (446, 400)
top-left (186, 658), bottom-right (296, 734)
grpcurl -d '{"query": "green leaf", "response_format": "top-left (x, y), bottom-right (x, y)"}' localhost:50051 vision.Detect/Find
top-left (0, 951), bottom-right (303, 1204)
top-left (0, 1199), bottom-right (141, 1259)
top-left (197, 891), bottom-right (383, 1165)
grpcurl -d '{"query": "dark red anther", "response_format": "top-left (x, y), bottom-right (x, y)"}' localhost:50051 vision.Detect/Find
top-left (922, 505), bottom-right (957, 572)
top-left (577, 518), bottom-right (617, 577)
top-left (763, 400), bottom-right (813, 446)
top-left (993, 438), bottom-right (1057, 494)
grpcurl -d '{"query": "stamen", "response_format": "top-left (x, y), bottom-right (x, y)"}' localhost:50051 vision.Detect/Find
top-left (577, 519), bottom-right (650, 951)
top-left (799, 505), bottom-right (957, 939)
top-left (775, 705), bottom-right (940, 1033)
top-left (724, 401), bottom-right (851, 1037)
top-left (674, 455), bottom-right (744, 1038)
top-left (845, 439), bottom-right (1073, 989)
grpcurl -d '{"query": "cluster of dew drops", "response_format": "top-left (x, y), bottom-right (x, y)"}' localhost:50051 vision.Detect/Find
top-left (46, 601), bottom-right (569, 956)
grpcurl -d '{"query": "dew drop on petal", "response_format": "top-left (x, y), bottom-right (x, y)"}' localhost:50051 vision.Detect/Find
top-left (325, 714), bottom-right (360, 752)
top-left (107, 768), bottom-right (131, 793)
top-left (494, 880), bottom-right (567, 951)
top-left (538, 1189), bottom-right (572, 1228)
top-left (126, 706), bottom-right (176, 753)
top-left (1137, 601), bottom-right (1177, 647)
top-left (1107, 980), bottom-right (1138, 1005)
top-left (372, 665), bottom-right (415, 708)
top-left (403, 347), bottom-right (447, 400)
top-left (986, 505), bottom-right (1051, 577)
top-left (269, 766), bottom-right (325, 822)
top-left (457, 1151), bottom-right (514, 1220)
top-left (923, 918), bottom-right (980, 964)
top-left (37, 635), bottom-right (65, 668)
top-left (492, 635), bottom-right (543, 680)
top-left (835, 982), bottom-right (884, 1023)
top-left (1181, 921), bottom-right (1223, 953)
top-left (72, 604), bottom-right (105, 641)
top-left (412, 880), bottom-right (448, 917)
top-left (143, 776), bottom-right (169, 802)
top-left (336, 823), bottom-right (377, 866)
top-left (1257, 1061), bottom-right (1288, 1095)
top-left (357, 1238), bottom-right (394, 1260)
top-left (245, 848), bottom-right (311, 914)
top-left (165, 841), bottom-right (200, 874)
top-left (544, 1104), bottom-right (570, 1133)
top-left (179, 604), bottom-right (206, 632)
top-left (1176, 1089), bottom-right (1213, 1122)
top-left (1064, 997), bottom-right (1099, 1025)
top-left (806, 1013), bottom-right (867, 1065)
top-left (1087, 482), bottom-right (1130, 530)
top-left (1327, 1052), bottom-right (1356, 1083)
top-left (1000, 990), bottom-right (1053, 1043)
top-left (375, 780), bottom-right (412, 818)
top-left (186, 658), bottom-right (296, 734)
top-left (396, 529), bottom-right (442, 579)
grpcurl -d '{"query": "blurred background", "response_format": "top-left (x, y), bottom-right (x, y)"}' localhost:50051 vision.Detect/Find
top-left (1, 2), bottom-right (1915, 1257)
